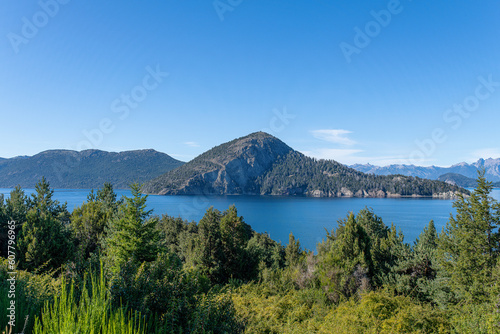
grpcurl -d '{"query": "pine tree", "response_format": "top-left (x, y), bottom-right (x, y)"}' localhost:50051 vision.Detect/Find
top-left (5, 185), bottom-right (28, 224)
top-left (415, 220), bottom-right (438, 253)
top-left (0, 194), bottom-right (7, 258)
top-left (220, 205), bottom-right (252, 280)
top-left (71, 184), bottom-right (120, 265)
top-left (319, 212), bottom-right (372, 301)
top-left (285, 232), bottom-right (301, 267)
top-left (17, 178), bottom-right (72, 272)
top-left (1, 186), bottom-right (28, 258)
top-left (105, 183), bottom-right (158, 274)
top-left (437, 169), bottom-right (500, 300)
top-left (195, 207), bottom-right (225, 284)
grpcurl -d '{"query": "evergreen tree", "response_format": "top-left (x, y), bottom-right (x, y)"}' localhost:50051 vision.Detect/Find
top-left (195, 207), bottom-right (225, 284)
top-left (415, 220), bottom-right (438, 254)
top-left (285, 232), bottom-right (302, 267)
top-left (220, 205), bottom-right (252, 280)
top-left (0, 195), bottom-right (7, 258)
top-left (27, 177), bottom-right (69, 221)
top-left (5, 185), bottom-right (28, 224)
top-left (319, 212), bottom-right (372, 301)
top-left (384, 221), bottom-right (437, 301)
top-left (17, 178), bottom-right (72, 272)
top-left (71, 184), bottom-right (120, 267)
top-left (437, 169), bottom-right (500, 301)
top-left (105, 183), bottom-right (158, 274)
top-left (1, 186), bottom-right (28, 258)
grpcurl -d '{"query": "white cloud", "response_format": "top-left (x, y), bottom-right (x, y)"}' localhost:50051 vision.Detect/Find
top-left (184, 141), bottom-right (200, 148)
top-left (311, 129), bottom-right (356, 146)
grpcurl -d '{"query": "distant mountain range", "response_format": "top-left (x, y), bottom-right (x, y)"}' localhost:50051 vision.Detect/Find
top-left (351, 158), bottom-right (500, 189)
top-left (142, 132), bottom-right (466, 198)
top-left (0, 149), bottom-right (184, 189)
top-left (351, 158), bottom-right (500, 183)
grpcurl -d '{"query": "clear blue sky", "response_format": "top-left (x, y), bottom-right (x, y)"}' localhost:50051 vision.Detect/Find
top-left (1, 0), bottom-right (499, 166)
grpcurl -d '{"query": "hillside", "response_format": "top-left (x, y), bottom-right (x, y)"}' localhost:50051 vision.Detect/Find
top-left (438, 172), bottom-right (500, 188)
top-left (142, 132), bottom-right (467, 198)
top-left (0, 149), bottom-right (184, 189)
top-left (352, 158), bottom-right (500, 182)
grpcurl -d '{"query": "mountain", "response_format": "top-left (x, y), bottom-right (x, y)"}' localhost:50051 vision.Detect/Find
top-left (0, 149), bottom-right (184, 189)
top-left (437, 173), bottom-right (479, 188)
top-left (351, 158), bottom-right (500, 182)
top-left (438, 172), bottom-right (500, 188)
top-left (142, 132), bottom-right (467, 198)
top-left (142, 132), bottom-right (293, 195)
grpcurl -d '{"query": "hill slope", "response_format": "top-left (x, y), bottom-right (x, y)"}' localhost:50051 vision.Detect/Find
top-left (143, 132), bottom-right (467, 198)
top-left (0, 149), bottom-right (184, 189)
top-left (438, 172), bottom-right (500, 188)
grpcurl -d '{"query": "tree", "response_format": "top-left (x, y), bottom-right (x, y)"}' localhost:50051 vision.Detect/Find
top-left (437, 169), bottom-right (500, 301)
top-left (1, 186), bottom-right (29, 258)
top-left (17, 178), bottom-right (72, 272)
top-left (384, 220), bottom-right (437, 301)
top-left (195, 207), bottom-right (225, 284)
top-left (5, 185), bottom-right (28, 224)
top-left (71, 184), bottom-right (121, 266)
top-left (285, 232), bottom-right (302, 267)
top-left (319, 212), bottom-right (372, 301)
top-left (193, 206), bottom-right (255, 284)
top-left (220, 205), bottom-right (252, 280)
top-left (0, 195), bottom-right (7, 258)
top-left (27, 177), bottom-right (69, 221)
top-left (105, 183), bottom-right (158, 274)
top-left (415, 220), bottom-right (438, 254)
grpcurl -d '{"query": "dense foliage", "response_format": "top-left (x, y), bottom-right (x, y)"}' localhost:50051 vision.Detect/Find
top-left (1, 171), bottom-right (499, 333)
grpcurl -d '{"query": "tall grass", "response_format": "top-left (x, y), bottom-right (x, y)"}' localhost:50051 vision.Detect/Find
top-left (0, 259), bottom-right (54, 334)
top-left (32, 268), bottom-right (147, 334)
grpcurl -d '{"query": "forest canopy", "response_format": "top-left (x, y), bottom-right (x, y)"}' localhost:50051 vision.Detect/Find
top-left (1, 171), bottom-right (499, 333)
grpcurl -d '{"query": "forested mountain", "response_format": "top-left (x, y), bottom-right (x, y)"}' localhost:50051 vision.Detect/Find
top-left (0, 149), bottom-right (184, 189)
top-left (438, 172), bottom-right (500, 188)
top-left (142, 132), bottom-right (467, 198)
top-left (352, 158), bottom-right (500, 182)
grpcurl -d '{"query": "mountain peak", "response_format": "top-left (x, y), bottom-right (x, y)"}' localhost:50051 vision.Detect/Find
top-left (143, 132), bottom-right (293, 195)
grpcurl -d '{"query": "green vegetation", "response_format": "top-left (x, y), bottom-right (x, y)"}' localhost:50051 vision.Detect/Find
top-left (1, 171), bottom-right (499, 333)
top-left (258, 151), bottom-right (467, 197)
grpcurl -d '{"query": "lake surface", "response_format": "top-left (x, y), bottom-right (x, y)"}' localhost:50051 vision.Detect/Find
top-left (2, 188), bottom-right (499, 252)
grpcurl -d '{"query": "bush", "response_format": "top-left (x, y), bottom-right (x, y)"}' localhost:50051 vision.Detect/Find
top-left (319, 290), bottom-right (450, 334)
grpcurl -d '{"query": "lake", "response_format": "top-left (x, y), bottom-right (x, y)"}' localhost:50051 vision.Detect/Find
top-left (2, 188), bottom-right (499, 252)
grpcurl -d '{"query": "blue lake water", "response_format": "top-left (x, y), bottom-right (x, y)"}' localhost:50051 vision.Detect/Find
top-left (2, 188), bottom-right (499, 252)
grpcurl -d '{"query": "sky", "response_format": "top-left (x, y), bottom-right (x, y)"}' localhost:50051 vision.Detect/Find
top-left (1, 0), bottom-right (499, 167)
